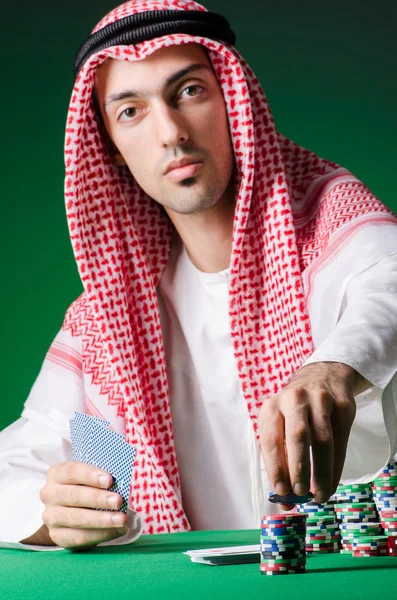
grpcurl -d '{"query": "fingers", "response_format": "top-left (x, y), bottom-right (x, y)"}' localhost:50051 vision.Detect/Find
top-left (41, 461), bottom-right (129, 550)
top-left (259, 400), bottom-right (290, 495)
top-left (261, 375), bottom-right (357, 506)
top-left (47, 462), bottom-right (113, 489)
top-left (43, 505), bottom-right (128, 531)
top-left (41, 482), bottom-right (123, 511)
top-left (309, 397), bottom-right (334, 503)
top-left (283, 390), bottom-right (311, 497)
top-left (47, 525), bottom-right (129, 550)
top-left (330, 399), bottom-right (356, 492)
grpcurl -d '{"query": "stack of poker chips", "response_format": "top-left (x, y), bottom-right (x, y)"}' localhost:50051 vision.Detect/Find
top-left (260, 514), bottom-right (307, 575)
top-left (351, 534), bottom-right (389, 557)
top-left (296, 500), bottom-right (340, 554)
top-left (338, 522), bottom-right (384, 554)
top-left (334, 488), bottom-right (384, 555)
top-left (331, 483), bottom-right (378, 554)
top-left (372, 461), bottom-right (397, 516)
top-left (371, 461), bottom-right (397, 542)
top-left (380, 511), bottom-right (397, 536)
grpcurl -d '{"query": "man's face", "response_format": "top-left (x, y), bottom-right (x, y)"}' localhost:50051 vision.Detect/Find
top-left (94, 43), bottom-right (235, 215)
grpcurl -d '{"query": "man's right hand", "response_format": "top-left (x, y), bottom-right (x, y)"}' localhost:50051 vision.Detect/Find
top-left (23, 462), bottom-right (129, 550)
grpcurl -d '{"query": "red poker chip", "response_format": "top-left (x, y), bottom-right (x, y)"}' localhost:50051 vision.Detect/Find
top-left (373, 483), bottom-right (395, 487)
top-left (380, 511), bottom-right (397, 517)
top-left (382, 519), bottom-right (397, 524)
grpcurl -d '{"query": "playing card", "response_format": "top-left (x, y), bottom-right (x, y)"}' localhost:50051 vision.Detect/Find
top-left (69, 412), bottom-right (136, 513)
top-left (69, 418), bottom-right (79, 461)
top-left (84, 421), bottom-right (135, 509)
top-left (184, 545), bottom-right (261, 565)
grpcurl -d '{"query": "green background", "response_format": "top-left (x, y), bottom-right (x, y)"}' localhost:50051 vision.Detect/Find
top-left (1, 0), bottom-right (396, 430)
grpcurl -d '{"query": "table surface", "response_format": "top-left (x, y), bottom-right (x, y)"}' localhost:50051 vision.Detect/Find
top-left (1, 529), bottom-right (396, 600)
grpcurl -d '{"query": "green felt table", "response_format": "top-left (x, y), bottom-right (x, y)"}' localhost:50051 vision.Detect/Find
top-left (1, 529), bottom-right (396, 600)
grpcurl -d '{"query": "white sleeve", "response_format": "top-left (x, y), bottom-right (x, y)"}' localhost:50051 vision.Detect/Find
top-left (0, 327), bottom-right (142, 551)
top-left (301, 251), bottom-right (397, 482)
top-left (301, 252), bottom-right (397, 390)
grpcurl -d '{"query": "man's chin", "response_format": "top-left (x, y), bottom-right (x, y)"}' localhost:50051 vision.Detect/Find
top-left (178, 176), bottom-right (198, 188)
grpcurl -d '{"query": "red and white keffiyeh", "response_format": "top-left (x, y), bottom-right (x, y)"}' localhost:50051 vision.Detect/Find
top-left (61, 0), bottom-right (397, 533)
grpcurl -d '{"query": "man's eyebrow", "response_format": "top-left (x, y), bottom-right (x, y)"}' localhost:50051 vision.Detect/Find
top-left (103, 62), bottom-right (211, 111)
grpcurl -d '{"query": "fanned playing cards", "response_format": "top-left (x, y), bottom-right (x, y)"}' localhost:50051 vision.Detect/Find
top-left (69, 412), bottom-right (136, 513)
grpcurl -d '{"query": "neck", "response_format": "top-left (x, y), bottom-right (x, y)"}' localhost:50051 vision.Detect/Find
top-left (164, 181), bottom-right (236, 273)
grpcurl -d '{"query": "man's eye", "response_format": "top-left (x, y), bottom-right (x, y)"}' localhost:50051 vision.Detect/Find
top-left (181, 85), bottom-right (203, 98)
top-left (118, 107), bottom-right (138, 121)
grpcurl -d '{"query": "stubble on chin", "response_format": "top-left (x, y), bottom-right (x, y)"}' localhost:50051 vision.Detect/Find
top-left (161, 177), bottom-right (223, 215)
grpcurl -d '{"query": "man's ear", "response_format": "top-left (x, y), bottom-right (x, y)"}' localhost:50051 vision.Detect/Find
top-left (91, 88), bottom-right (126, 166)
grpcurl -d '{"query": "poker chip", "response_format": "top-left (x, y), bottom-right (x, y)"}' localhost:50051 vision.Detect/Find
top-left (371, 463), bottom-right (397, 514)
top-left (261, 514), bottom-right (307, 525)
top-left (306, 514), bottom-right (336, 523)
top-left (380, 508), bottom-right (397, 535)
top-left (333, 482), bottom-right (386, 554)
top-left (335, 502), bottom-right (377, 513)
top-left (330, 483), bottom-right (373, 503)
top-left (296, 499), bottom-right (341, 554)
top-left (340, 522), bottom-right (383, 533)
top-left (260, 463), bottom-right (397, 569)
top-left (261, 530), bottom-right (306, 539)
top-left (261, 552), bottom-right (306, 560)
top-left (268, 491), bottom-right (314, 504)
top-left (379, 463), bottom-right (397, 476)
top-left (260, 567), bottom-right (306, 575)
top-left (260, 513), bottom-right (307, 575)
top-left (338, 516), bottom-right (379, 524)
top-left (297, 507), bottom-right (335, 516)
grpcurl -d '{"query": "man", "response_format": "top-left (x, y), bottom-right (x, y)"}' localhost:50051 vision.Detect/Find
top-left (0, 0), bottom-right (396, 551)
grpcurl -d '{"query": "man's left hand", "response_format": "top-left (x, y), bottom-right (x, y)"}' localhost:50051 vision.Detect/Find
top-left (259, 361), bottom-right (370, 506)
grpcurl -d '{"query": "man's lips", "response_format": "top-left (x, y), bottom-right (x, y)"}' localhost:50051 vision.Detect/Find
top-left (165, 161), bottom-right (203, 182)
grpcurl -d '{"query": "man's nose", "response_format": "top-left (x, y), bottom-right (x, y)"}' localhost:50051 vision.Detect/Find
top-left (153, 103), bottom-right (189, 147)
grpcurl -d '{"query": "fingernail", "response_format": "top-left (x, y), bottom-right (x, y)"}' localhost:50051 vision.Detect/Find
top-left (108, 495), bottom-right (119, 508)
top-left (293, 483), bottom-right (308, 496)
top-left (315, 490), bottom-right (330, 504)
top-left (275, 482), bottom-right (290, 495)
top-left (112, 514), bottom-right (124, 525)
top-left (98, 475), bottom-right (110, 487)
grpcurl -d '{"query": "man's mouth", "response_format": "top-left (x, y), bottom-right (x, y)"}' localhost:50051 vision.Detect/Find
top-left (165, 161), bottom-right (203, 181)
